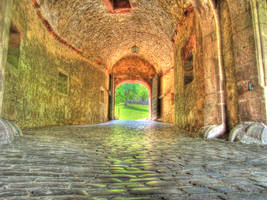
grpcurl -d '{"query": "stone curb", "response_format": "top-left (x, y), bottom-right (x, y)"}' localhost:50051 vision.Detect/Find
top-left (229, 122), bottom-right (267, 145)
top-left (0, 118), bottom-right (23, 144)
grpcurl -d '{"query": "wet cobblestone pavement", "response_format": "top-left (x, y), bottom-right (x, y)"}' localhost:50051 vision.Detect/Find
top-left (1, 120), bottom-right (267, 200)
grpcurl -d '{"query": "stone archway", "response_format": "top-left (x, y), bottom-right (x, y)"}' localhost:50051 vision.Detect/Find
top-left (110, 55), bottom-right (158, 120)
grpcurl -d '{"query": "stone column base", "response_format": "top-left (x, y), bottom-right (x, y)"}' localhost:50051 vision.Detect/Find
top-left (229, 122), bottom-right (267, 145)
top-left (198, 124), bottom-right (225, 139)
top-left (0, 118), bottom-right (22, 144)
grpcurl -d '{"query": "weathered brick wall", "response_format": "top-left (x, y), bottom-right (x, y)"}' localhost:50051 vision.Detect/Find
top-left (112, 56), bottom-right (156, 87)
top-left (2, 0), bottom-right (108, 129)
top-left (174, 11), bottom-right (205, 133)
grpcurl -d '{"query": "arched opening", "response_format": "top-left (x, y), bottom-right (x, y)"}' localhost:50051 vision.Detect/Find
top-left (109, 55), bottom-right (159, 121)
top-left (115, 81), bottom-right (151, 120)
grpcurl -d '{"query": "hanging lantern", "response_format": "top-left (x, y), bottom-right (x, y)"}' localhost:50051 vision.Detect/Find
top-left (132, 45), bottom-right (138, 54)
top-left (131, 29), bottom-right (138, 54)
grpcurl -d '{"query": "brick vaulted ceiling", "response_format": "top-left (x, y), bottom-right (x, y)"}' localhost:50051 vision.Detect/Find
top-left (35, 0), bottom-right (191, 73)
top-left (113, 55), bottom-right (156, 85)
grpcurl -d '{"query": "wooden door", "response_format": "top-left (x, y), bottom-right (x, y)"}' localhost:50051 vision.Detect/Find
top-left (151, 75), bottom-right (159, 120)
top-left (108, 73), bottom-right (115, 120)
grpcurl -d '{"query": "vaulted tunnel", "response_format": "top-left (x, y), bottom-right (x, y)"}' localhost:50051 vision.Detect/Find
top-left (0, 0), bottom-right (267, 139)
top-left (1, 0), bottom-right (267, 198)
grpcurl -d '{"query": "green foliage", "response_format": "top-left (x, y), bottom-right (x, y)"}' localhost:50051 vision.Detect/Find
top-left (7, 47), bottom-right (20, 68)
top-left (115, 83), bottom-right (148, 105)
top-left (136, 85), bottom-right (148, 101)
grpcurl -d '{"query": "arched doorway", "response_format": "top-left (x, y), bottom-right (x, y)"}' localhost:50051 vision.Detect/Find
top-left (109, 55), bottom-right (159, 121)
top-left (115, 81), bottom-right (151, 120)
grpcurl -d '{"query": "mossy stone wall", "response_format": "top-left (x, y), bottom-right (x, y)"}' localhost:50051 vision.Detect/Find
top-left (2, 0), bottom-right (108, 129)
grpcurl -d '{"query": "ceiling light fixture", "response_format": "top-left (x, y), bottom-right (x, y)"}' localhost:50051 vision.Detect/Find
top-left (132, 30), bottom-right (138, 54)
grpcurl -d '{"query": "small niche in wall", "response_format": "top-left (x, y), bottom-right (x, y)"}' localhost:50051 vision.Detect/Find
top-left (110, 0), bottom-right (131, 9)
top-left (57, 72), bottom-right (69, 95)
top-left (7, 23), bottom-right (21, 69)
top-left (171, 92), bottom-right (174, 105)
top-left (184, 54), bottom-right (194, 85)
top-left (183, 35), bottom-right (195, 86)
top-left (100, 89), bottom-right (105, 103)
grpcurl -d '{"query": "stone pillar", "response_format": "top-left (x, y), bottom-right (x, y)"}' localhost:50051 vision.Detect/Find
top-left (228, 0), bottom-right (266, 123)
top-left (250, 0), bottom-right (267, 121)
top-left (151, 74), bottom-right (159, 120)
top-left (228, 0), bottom-right (267, 144)
top-left (109, 73), bottom-right (115, 120)
top-left (0, 0), bottom-right (13, 115)
top-left (199, 11), bottom-right (222, 127)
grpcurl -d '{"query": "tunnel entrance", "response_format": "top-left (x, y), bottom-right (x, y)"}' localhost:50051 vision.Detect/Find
top-left (109, 56), bottom-right (159, 121)
top-left (115, 82), bottom-right (150, 120)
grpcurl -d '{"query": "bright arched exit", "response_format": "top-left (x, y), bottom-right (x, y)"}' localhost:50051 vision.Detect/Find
top-left (115, 82), bottom-right (150, 120)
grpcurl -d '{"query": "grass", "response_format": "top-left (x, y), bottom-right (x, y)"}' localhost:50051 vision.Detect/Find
top-left (115, 104), bottom-right (149, 120)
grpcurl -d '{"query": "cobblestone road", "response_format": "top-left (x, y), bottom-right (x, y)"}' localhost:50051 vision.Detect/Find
top-left (0, 121), bottom-right (267, 200)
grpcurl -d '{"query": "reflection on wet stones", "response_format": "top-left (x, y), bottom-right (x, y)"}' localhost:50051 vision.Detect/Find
top-left (0, 120), bottom-right (267, 199)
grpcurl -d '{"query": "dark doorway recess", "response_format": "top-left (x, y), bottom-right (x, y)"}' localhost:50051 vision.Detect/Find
top-left (110, 0), bottom-right (131, 9)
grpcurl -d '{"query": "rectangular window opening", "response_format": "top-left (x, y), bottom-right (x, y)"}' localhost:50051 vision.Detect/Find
top-left (183, 35), bottom-right (195, 86)
top-left (111, 0), bottom-right (131, 9)
top-left (7, 23), bottom-right (21, 69)
top-left (100, 90), bottom-right (105, 103)
top-left (58, 72), bottom-right (69, 95)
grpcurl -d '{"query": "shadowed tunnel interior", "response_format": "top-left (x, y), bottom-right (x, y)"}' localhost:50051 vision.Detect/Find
top-left (0, 0), bottom-right (267, 199)
top-left (1, 0), bottom-right (266, 135)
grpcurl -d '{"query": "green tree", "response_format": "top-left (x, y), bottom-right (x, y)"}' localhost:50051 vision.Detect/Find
top-left (136, 84), bottom-right (148, 102)
top-left (115, 83), bottom-right (149, 105)
top-left (116, 83), bottom-right (137, 105)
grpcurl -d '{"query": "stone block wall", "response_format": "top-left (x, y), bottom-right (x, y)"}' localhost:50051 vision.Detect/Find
top-left (174, 11), bottom-right (205, 133)
top-left (173, 0), bottom-right (267, 135)
top-left (250, 0), bottom-right (267, 120)
top-left (227, 0), bottom-right (266, 123)
top-left (1, 0), bottom-right (108, 129)
top-left (219, 0), bottom-right (265, 130)
top-left (226, 0), bottom-right (266, 123)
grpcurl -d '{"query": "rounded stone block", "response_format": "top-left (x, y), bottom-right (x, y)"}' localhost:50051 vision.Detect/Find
top-left (0, 118), bottom-right (22, 144)
top-left (198, 124), bottom-right (225, 139)
top-left (229, 122), bottom-right (267, 145)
